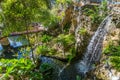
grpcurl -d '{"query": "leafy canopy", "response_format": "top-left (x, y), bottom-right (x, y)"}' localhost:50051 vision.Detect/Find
top-left (0, 0), bottom-right (57, 36)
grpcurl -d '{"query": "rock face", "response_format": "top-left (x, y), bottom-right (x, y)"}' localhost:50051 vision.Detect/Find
top-left (94, 54), bottom-right (120, 80)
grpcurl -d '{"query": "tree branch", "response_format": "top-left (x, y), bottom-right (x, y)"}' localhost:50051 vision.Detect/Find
top-left (40, 55), bottom-right (68, 62)
top-left (0, 29), bottom-right (47, 40)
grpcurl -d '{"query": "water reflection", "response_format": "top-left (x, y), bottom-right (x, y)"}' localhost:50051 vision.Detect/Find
top-left (8, 36), bottom-right (28, 48)
top-left (0, 44), bottom-right (3, 55)
top-left (0, 36), bottom-right (29, 58)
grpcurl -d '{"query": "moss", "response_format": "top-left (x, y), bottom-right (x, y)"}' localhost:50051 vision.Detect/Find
top-left (78, 28), bottom-right (87, 35)
top-left (103, 44), bottom-right (120, 71)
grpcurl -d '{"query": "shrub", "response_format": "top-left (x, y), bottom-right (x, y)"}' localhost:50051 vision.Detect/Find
top-left (0, 58), bottom-right (43, 80)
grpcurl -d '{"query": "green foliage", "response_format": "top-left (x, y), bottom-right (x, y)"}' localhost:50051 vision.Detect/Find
top-left (38, 8), bottom-right (59, 27)
top-left (0, 0), bottom-right (60, 35)
top-left (1, 0), bottom-right (43, 35)
top-left (56, 34), bottom-right (75, 48)
top-left (78, 28), bottom-right (87, 35)
top-left (83, 6), bottom-right (102, 24)
top-left (35, 44), bottom-right (57, 56)
top-left (49, 0), bottom-right (72, 27)
top-left (40, 63), bottom-right (53, 73)
top-left (76, 75), bottom-right (82, 80)
top-left (0, 12), bottom-right (4, 24)
top-left (40, 63), bottom-right (53, 80)
top-left (0, 58), bottom-right (43, 80)
top-left (55, 34), bottom-right (75, 61)
top-left (56, 0), bottom-right (72, 5)
top-left (103, 44), bottom-right (120, 71)
top-left (67, 47), bottom-right (76, 62)
top-left (101, 0), bottom-right (108, 15)
top-left (36, 45), bottom-right (49, 55)
top-left (19, 47), bottom-right (31, 58)
top-left (83, 0), bottom-right (108, 25)
top-left (41, 35), bottom-right (52, 43)
top-left (110, 57), bottom-right (120, 71)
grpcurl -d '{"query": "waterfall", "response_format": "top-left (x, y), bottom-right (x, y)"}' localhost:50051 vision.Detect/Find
top-left (76, 14), bottom-right (112, 74)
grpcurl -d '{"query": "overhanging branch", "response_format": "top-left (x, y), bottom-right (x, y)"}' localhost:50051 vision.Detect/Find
top-left (0, 29), bottom-right (47, 40)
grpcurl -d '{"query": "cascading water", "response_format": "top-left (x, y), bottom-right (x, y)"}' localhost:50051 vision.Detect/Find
top-left (75, 14), bottom-right (112, 75)
top-left (57, 14), bottom-right (113, 80)
top-left (38, 1), bottom-right (120, 80)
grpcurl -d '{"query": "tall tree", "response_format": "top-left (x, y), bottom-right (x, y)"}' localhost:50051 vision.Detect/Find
top-left (0, 0), bottom-right (51, 36)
